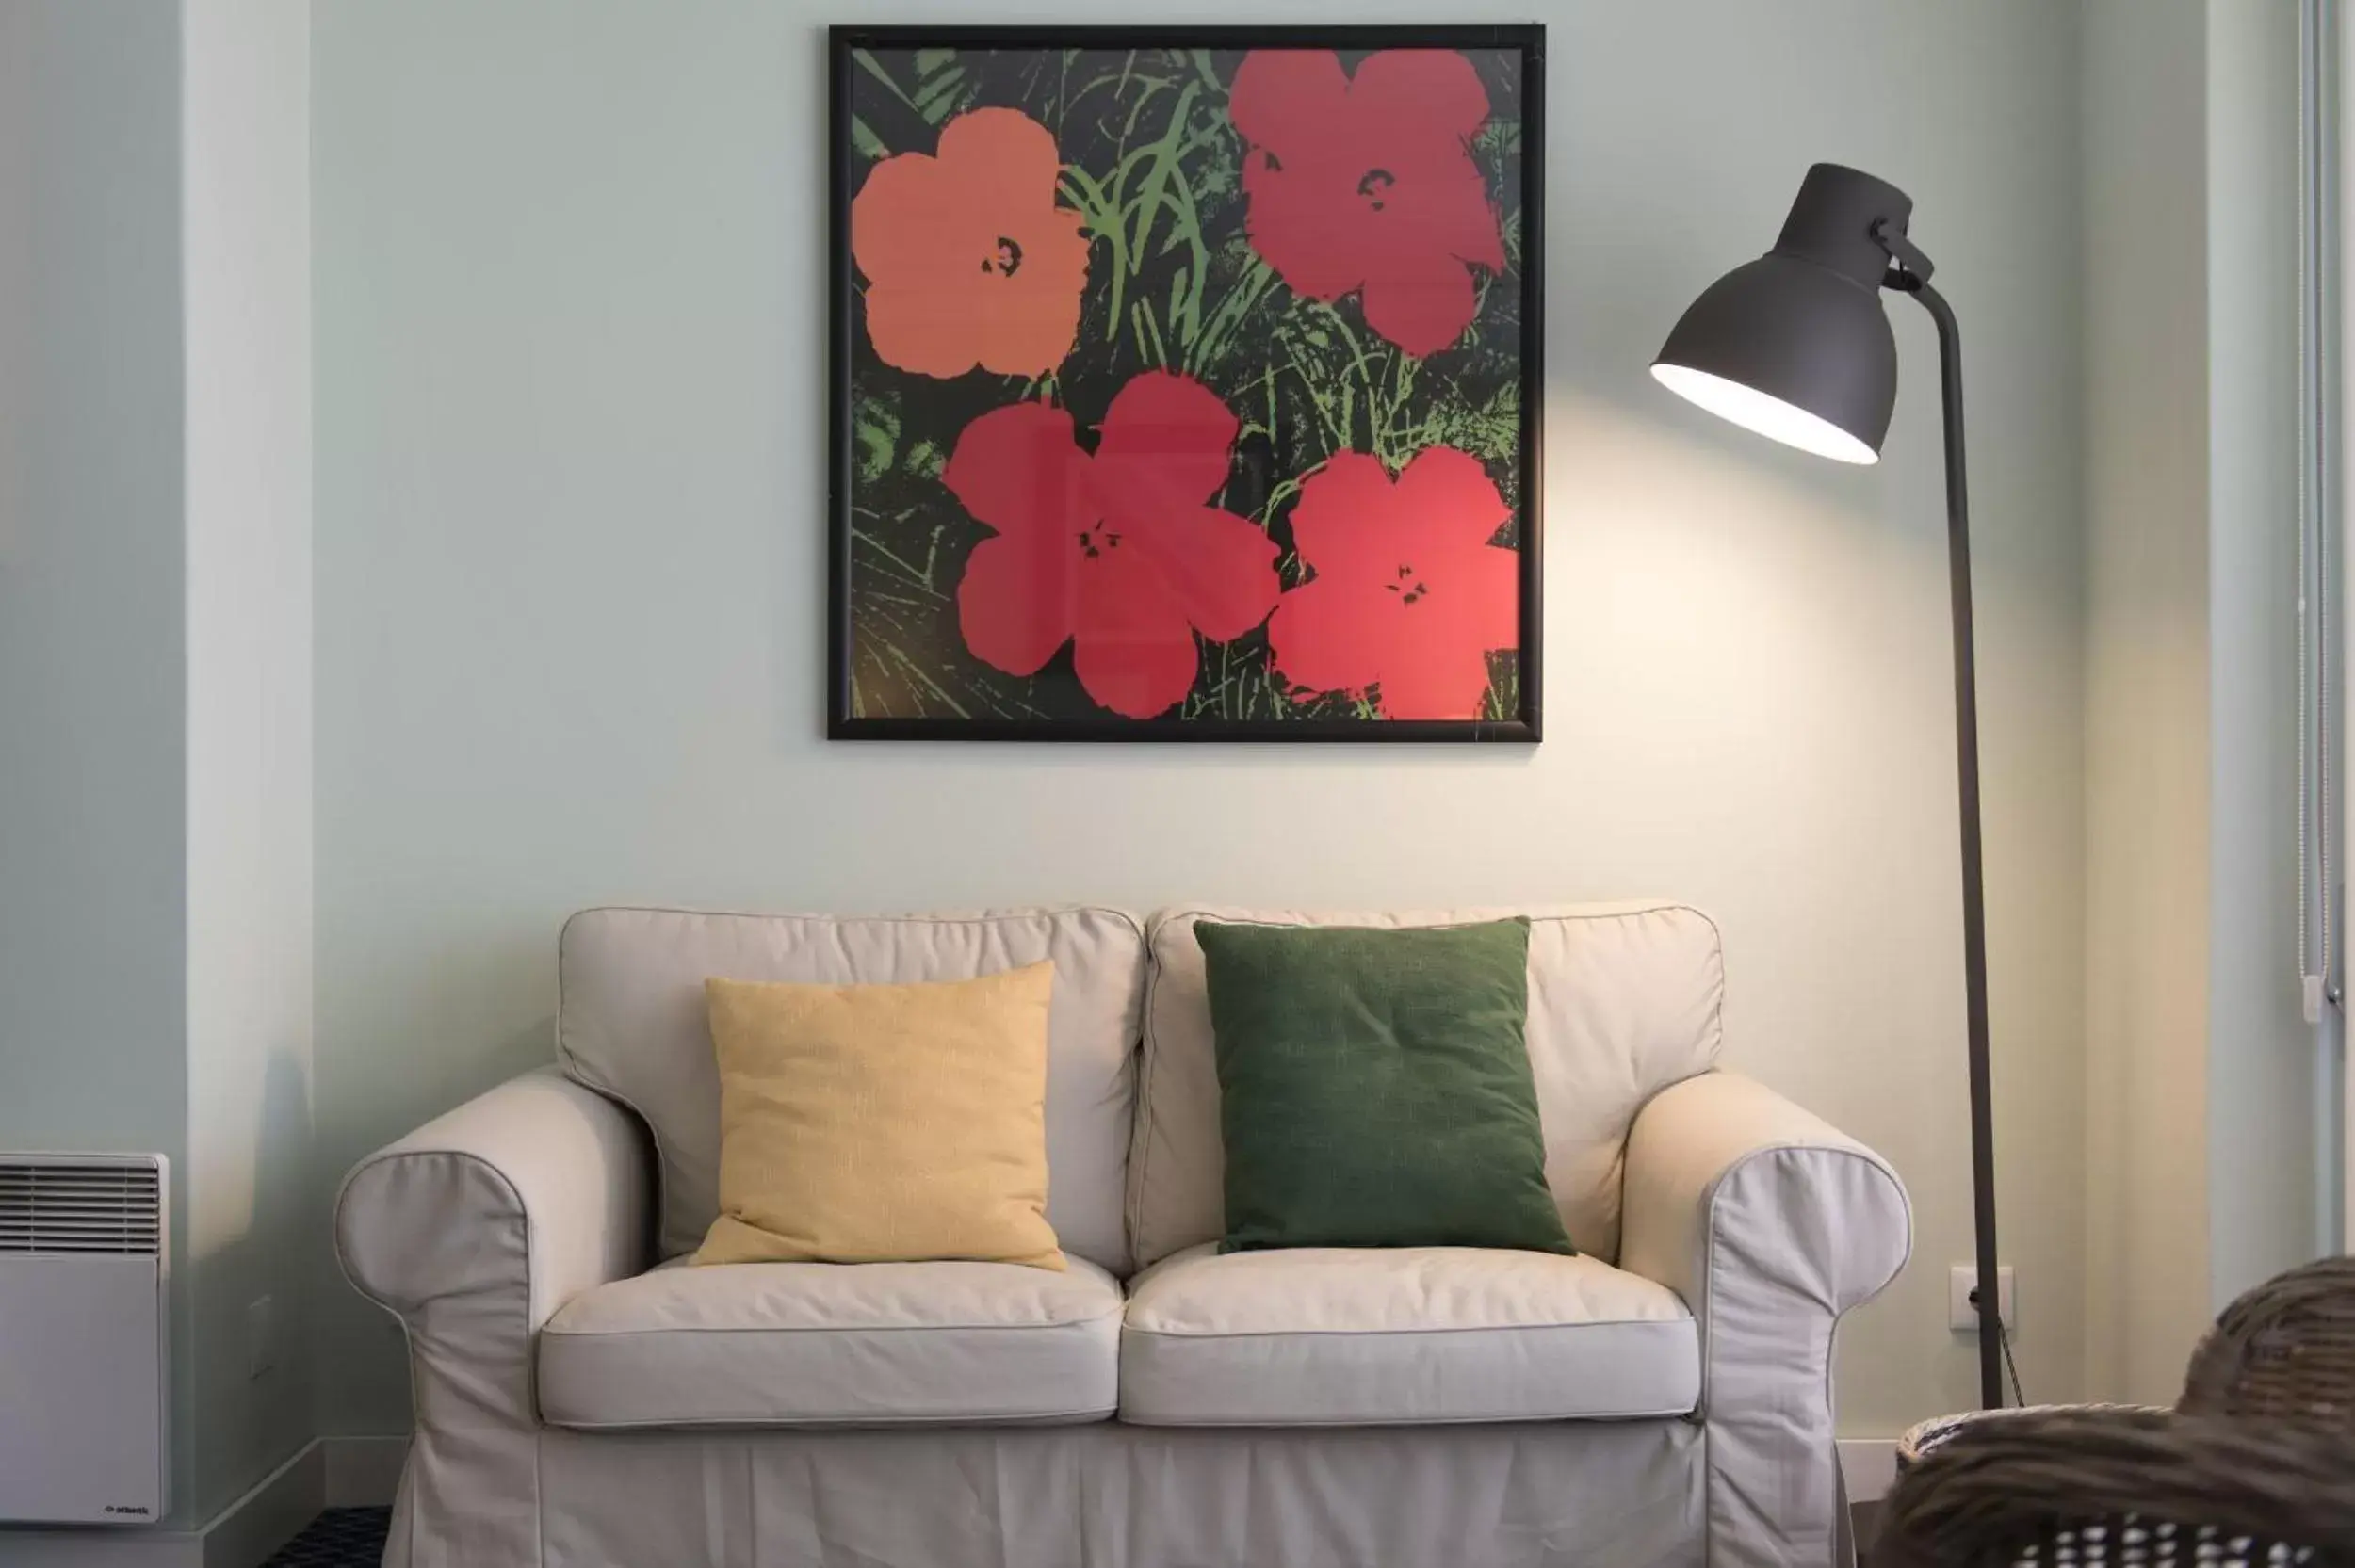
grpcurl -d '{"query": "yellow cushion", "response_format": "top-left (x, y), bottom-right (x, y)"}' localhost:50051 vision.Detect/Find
top-left (691, 962), bottom-right (1066, 1271)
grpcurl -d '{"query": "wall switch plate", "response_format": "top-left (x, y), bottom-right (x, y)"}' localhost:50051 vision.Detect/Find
top-left (246, 1295), bottom-right (276, 1379)
top-left (1949, 1265), bottom-right (2015, 1333)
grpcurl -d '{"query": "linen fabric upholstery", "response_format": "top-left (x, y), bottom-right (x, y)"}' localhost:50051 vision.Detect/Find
top-left (1619, 1070), bottom-right (1913, 1568)
top-left (1117, 1243), bottom-right (1697, 1427)
top-left (540, 1256), bottom-right (1122, 1429)
top-left (694, 962), bottom-right (1064, 1269)
top-left (530, 1422), bottom-right (1707, 1568)
top-left (1195, 917), bottom-right (1572, 1254)
top-left (334, 1070), bottom-right (651, 1568)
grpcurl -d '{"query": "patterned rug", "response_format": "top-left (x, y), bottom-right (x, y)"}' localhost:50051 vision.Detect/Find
top-left (266, 1507), bottom-right (390, 1566)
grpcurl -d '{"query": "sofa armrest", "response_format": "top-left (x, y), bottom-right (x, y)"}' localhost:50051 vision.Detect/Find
top-left (1620, 1070), bottom-right (1910, 1321)
top-left (337, 1068), bottom-right (652, 1329)
top-left (1618, 1070), bottom-right (1911, 1568)
top-left (335, 1069), bottom-right (651, 1567)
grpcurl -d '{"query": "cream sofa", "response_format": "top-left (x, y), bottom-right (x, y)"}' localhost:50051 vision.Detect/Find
top-left (335, 902), bottom-right (1910, 1568)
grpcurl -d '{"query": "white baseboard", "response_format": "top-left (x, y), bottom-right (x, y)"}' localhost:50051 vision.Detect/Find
top-left (200, 1446), bottom-right (321, 1568)
top-left (0, 1441), bottom-right (320, 1568)
top-left (1839, 1438), bottom-right (1900, 1503)
top-left (0, 1533), bottom-right (203, 1568)
top-left (320, 1435), bottom-right (406, 1508)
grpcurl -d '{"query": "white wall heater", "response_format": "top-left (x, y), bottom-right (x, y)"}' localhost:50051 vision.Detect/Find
top-left (0, 1153), bottom-right (170, 1525)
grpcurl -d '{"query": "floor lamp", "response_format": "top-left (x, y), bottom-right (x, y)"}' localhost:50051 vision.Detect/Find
top-left (1650, 162), bottom-right (2005, 1410)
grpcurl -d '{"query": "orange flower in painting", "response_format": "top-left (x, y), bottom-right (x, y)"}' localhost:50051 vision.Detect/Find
top-left (851, 108), bottom-right (1092, 379)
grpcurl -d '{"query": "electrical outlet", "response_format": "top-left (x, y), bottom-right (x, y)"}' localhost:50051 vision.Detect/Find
top-left (1948, 1265), bottom-right (2015, 1333)
top-left (246, 1295), bottom-right (277, 1379)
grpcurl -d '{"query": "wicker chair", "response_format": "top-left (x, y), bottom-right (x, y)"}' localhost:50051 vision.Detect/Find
top-left (1873, 1258), bottom-right (2355, 1568)
top-left (2179, 1256), bottom-right (2355, 1422)
top-left (1874, 1407), bottom-right (2355, 1567)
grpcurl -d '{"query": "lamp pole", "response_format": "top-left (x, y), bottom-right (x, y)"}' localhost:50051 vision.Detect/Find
top-left (1882, 253), bottom-right (2005, 1412)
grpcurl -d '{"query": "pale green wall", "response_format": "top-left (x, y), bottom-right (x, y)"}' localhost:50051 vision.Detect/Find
top-left (2081, 0), bottom-right (2218, 1409)
top-left (2080, 0), bottom-right (2325, 1407)
top-left (312, 0), bottom-right (2090, 1439)
top-left (0, 0), bottom-right (195, 1525)
top-left (2203, 0), bottom-right (2322, 1314)
top-left (0, 0), bottom-right (188, 1187)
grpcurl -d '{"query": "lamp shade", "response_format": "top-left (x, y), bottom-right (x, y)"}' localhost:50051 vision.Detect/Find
top-left (1651, 163), bottom-right (1916, 465)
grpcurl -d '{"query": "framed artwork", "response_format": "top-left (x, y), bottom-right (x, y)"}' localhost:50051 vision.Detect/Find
top-left (828, 24), bottom-right (1544, 741)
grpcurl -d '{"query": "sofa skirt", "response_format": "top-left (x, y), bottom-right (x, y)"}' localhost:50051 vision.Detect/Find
top-left (485, 1418), bottom-right (1706, 1568)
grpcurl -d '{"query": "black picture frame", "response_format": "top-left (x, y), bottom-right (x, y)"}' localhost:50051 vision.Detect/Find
top-left (827, 24), bottom-right (1545, 742)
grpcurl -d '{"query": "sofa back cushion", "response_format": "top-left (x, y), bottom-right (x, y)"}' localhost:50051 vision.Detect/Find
top-left (559, 906), bottom-right (1147, 1272)
top-left (1127, 903), bottom-right (1724, 1269)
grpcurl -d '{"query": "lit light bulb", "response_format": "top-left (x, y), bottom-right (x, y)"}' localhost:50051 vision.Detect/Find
top-left (1650, 363), bottom-right (1880, 465)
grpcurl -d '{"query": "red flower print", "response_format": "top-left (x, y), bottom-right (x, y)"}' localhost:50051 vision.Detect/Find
top-left (943, 372), bottom-right (1281, 719)
top-left (1227, 50), bottom-right (1506, 358)
top-left (1268, 448), bottom-right (1519, 719)
top-left (851, 107), bottom-right (1092, 378)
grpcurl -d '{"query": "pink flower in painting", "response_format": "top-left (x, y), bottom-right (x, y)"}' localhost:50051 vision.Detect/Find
top-left (1226, 49), bottom-right (1506, 357)
top-left (1268, 448), bottom-right (1519, 719)
top-left (943, 372), bottom-right (1281, 719)
top-left (850, 107), bottom-right (1092, 378)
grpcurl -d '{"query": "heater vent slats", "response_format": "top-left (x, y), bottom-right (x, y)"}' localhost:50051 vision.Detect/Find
top-left (0, 1160), bottom-right (164, 1257)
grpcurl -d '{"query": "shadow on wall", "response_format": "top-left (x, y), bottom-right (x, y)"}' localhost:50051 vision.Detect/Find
top-left (189, 1045), bottom-right (319, 1522)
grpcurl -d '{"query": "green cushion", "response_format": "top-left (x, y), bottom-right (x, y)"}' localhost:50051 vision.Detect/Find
top-left (1195, 917), bottom-right (1575, 1255)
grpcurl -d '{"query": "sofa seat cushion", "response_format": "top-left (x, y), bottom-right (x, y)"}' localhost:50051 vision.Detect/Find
top-left (539, 1256), bottom-right (1123, 1430)
top-left (1117, 1245), bottom-right (1698, 1427)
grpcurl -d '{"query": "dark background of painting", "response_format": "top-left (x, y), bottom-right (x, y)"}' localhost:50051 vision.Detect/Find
top-left (838, 39), bottom-right (1532, 731)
